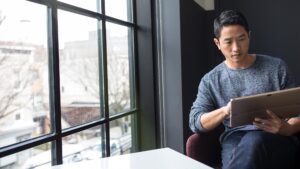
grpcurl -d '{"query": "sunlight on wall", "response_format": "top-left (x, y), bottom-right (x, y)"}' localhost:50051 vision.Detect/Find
top-left (194, 0), bottom-right (214, 11)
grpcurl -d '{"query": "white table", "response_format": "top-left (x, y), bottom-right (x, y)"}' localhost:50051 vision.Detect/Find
top-left (51, 147), bottom-right (212, 169)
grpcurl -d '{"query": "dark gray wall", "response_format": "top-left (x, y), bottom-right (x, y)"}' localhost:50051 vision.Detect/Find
top-left (216, 0), bottom-right (300, 85)
top-left (180, 1), bottom-right (218, 149)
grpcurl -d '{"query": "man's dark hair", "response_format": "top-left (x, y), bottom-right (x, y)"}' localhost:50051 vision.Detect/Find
top-left (214, 10), bottom-right (249, 38)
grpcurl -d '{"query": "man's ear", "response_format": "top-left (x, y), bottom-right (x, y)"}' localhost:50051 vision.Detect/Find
top-left (214, 38), bottom-right (221, 50)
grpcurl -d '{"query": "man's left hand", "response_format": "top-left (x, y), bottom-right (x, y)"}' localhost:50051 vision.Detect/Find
top-left (253, 109), bottom-right (292, 136)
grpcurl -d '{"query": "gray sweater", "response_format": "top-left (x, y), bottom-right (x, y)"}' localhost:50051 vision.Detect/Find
top-left (189, 54), bottom-right (296, 142)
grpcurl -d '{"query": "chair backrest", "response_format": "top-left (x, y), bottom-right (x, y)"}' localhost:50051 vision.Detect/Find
top-left (186, 125), bottom-right (224, 167)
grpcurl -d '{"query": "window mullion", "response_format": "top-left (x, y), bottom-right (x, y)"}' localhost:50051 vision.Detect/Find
top-left (47, 1), bottom-right (63, 166)
top-left (99, 0), bottom-right (111, 157)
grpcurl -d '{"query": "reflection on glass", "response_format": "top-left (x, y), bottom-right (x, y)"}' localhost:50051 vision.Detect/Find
top-left (110, 116), bottom-right (133, 156)
top-left (105, 0), bottom-right (132, 21)
top-left (58, 10), bottom-right (102, 129)
top-left (58, 0), bottom-right (101, 13)
top-left (9, 143), bottom-right (51, 169)
top-left (106, 22), bottom-right (132, 115)
top-left (62, 126), bottom-right (105, 164)
top-left (0, 0), bottom-right (50, 150)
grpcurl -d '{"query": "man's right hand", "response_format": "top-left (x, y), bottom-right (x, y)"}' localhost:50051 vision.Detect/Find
top-left (200, 101), bottom-right (231, 131)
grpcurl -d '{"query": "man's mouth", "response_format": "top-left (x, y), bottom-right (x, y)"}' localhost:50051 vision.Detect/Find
top-left (232, 54), bottom-right (240, 58)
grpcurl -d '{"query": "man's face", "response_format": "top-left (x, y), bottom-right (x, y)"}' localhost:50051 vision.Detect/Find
top-left (214, 25), bottom-right (250, 67)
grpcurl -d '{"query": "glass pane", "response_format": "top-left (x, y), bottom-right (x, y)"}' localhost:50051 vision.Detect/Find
top-left (58, 0), bottom-right (101, 13)
top-left (0, 1), bottom-right (50, 148)
top-left (62, 126), bottom-right (105, 164)
top-left (110, 116), bottom-right (133, 156)
top-left (58, 10), bottom-right (102, 129)
top-left (7, 143), bottom-right (51, 169)
top-left (105, 0), bottom-right (133, 22)
top-left (106, 22), bottom-right (132, 115)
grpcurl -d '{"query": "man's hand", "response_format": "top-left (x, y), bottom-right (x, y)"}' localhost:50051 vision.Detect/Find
top-left (200, 101), bottom-right (232, 131)
top-left (253, 109), bottom-right (292, 136)
top-left (223, 101), bottom-right (231, 119)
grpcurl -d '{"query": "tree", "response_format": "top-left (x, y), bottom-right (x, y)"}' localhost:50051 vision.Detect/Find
top-left (0, 10), bottom-right (6, 26)
top-left (0, 43), bottom-right (46, 121)
top-left (60, 34), bottom-right (131, 115)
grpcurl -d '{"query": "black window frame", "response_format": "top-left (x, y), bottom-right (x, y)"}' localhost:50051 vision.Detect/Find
top-left (0, 0), bottom-right (151, 166)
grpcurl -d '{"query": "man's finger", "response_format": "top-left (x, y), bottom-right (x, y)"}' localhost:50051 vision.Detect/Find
top-left (265, 109), bottom-right (280, 119)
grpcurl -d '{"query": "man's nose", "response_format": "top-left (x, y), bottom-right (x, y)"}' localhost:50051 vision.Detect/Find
top-left (232, 41), bottom-right (240, 51)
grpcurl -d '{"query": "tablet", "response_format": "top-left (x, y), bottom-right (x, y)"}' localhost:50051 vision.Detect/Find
top-left (229, 86), bottom-right (300, 128)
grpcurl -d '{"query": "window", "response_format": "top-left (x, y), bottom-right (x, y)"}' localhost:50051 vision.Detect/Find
top-left (0, 0), bottom-right (139, 168)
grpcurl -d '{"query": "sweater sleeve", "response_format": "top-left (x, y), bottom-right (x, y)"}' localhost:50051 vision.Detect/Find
top-left (278, 59), bottom-right (296, 89)
top-left (189, 77), bottom-right (216, 133)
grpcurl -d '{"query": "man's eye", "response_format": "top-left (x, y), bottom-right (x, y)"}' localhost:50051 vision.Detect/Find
top-left (238, 38), bottom-right (245, 41)
top-left (224, 41), bottom-right (232, 44)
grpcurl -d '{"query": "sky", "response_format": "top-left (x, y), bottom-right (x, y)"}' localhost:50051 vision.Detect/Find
top-left (0, 0), bottom-right (48, 46)
top-left (0, 0), bottom-right (130, 48)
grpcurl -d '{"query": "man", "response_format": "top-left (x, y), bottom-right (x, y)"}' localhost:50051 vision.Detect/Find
top-left (189, 10), bottom-right (300, 169)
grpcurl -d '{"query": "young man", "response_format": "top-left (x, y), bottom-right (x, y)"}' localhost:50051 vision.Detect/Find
top-left (189, 10), bottom-right (300, 169)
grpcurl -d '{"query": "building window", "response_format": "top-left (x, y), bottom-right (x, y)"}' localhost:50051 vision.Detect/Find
top-left (0, 0), bottom-right (138, 168)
